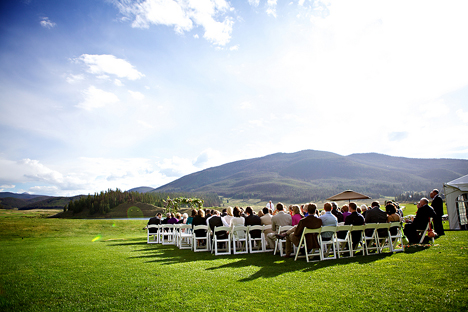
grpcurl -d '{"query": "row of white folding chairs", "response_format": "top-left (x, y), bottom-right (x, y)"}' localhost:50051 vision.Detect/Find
top-left (147, 224), bottom-right (274, 255)
top-left (211, 225), bottom-right (275, 255)
top-left (292, 222), bottom-right (405, 262)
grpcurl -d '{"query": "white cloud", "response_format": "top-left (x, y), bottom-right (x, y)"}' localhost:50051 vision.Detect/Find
top-left (128, 90), bottom-right (145, 100)
top-left (76, 86), bottom-right (119, 111)
top-left (266, 0), bottom-right (277, 17)
top-left (229, 44), bottom-right (239, 51)
top-left (248, 0), bottom-right (260, 7)
top-left (78, 54), bottom-right (145, 80)
top-left (114, 79), bottom-right (124, 86)
top-left (66, 74), bottom-right (84, 84)
top-left (114, 0), bottom-right (234, 45)
top-left (457, 109), bottom-right (468, 123)
top-left (40, 17), bottom-right (56, 28)
top-left (0, 184), bottom-right (15, 192)
top-left (193, 34), bottom-right (199, 39)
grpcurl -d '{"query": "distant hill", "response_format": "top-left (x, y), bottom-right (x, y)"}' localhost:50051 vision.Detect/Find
top-left (0, 193), bottom-right (84, 210)
top-left (127, 186), bottom-right (155, 193)
top-left (153, 150), bottom-right (468, 202)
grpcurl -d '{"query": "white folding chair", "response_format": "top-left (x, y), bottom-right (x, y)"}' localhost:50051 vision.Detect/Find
top-left (335, 225), bottom-right (352, 258)
top-left (248, 225), bottom-right (265, 253)
top-left (274, 225), bottom-right (293, 256)
top-left (193, 225), bottom-right (211, 252)
top-left (321, 226), bottom-right (337, 260)
top-left (211, 226), bottom-right (231, 256)
top-left (376, 223), bottom-right (392, 253)
top-left (177, 224), bottom-right (193, 250)
top-left (161, 224), bottom-right (175, 245)
top-left (263, 225), bottom-right (274, 252)
top-left (349, 225), bottom-right (366, 256)
top-left (295, 227), bottom-right (322, 262)
top-left (232, 225), bottom-right (249, 254)
top-left (389, 222), bottom-right (404, 252)
top-left (147, 224), bottom-right (160, 244)
top-left (364, 223), bottom-right (380, 255)
top-left (417, 217), bottom-right (435, 244)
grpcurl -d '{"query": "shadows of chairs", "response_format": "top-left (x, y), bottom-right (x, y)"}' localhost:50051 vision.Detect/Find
top-left (105, 237), bottom-right (431, 281)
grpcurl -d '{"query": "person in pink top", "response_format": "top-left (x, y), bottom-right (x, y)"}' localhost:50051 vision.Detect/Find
top-left (291, 205), bottom-right (303, 226)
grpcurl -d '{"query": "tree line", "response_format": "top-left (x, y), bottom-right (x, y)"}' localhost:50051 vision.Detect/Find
top-left (64, 189), bottom-right (222, 215)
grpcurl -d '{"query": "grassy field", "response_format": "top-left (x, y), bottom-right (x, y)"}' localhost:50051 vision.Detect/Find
top-left (0, 209), bottom-right (467, 311)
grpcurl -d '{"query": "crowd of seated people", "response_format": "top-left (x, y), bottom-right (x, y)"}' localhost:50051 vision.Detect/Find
top-left (149, 197), bottom-right (438, 256)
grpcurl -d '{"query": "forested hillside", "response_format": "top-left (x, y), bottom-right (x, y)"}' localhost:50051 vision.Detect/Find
top-left (154, 150), bottom-right (468, 202)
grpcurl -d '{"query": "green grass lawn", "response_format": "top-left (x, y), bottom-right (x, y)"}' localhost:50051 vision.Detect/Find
top-left (1, 209), bottom-right (467, 311)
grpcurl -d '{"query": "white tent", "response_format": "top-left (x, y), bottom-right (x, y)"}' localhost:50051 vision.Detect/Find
top-left (444, 174), bottom-right (468, 230)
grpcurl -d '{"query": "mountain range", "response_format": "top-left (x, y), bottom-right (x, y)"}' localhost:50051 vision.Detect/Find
top-left (2, 150), bottom-right (467, 208)
top-left (150, 150), bottom-right (468, 202)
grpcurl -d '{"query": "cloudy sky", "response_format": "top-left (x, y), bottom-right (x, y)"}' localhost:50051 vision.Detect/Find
top-left (1, 0), bottom-right (468, 196)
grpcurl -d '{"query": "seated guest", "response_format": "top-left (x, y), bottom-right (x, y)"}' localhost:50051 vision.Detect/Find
top-left (221, 208), bottom-right (227, 217)
top-left (177, 213), bottom-right (188, 224)
top-left (209, 210), bottom-right (227, 239)
top-left (260, 207), bottom-right (274, 248)
top-left (365, 201), bottom-right (388, 237)
top-left (339, 202), bottom-right (365, 249)
top-left (331, 202), bottom-right (344, 223)
top-left (386, 203), bottom-right (401, 235)
top-left (257, 210), bottom-right (264, 218)
top-left (166, 213), bottom-right (179, 224)
top-left (230, 206), bottom-right (246, 239)
top-left (341, 205), bottom-right (351, 222)
top-left (244, 206), bottom-right (262, 238)
top-left (187, 209), bottom-right (196, 225)
top-left (144, 212), bottom-right (162, 232)
top-left (361, 205), bottom-right (368, 217)
top-left (319, 202), bottom-right (338, 241)
top-left (222, 206), bottom-right (234, 227)
top-left (192, 209), bottom-right (207, 237)
top-left (291, 205), bottom-right (303, 226)
top-left (266, 202), bottom-right (292, 249)
top-left (404, 198), bottom-right (437, 243)
top-left (276, 203), bottom-right (322, 257)
top-left (161, 213), bottom-right (171, 224)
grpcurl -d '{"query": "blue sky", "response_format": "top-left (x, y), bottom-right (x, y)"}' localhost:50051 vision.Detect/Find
top-left (1, 0), bottom-right (468, 196)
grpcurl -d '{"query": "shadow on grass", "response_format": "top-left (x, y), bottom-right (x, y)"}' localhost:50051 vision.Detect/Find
top-left (106, 238), bottom-right (432, 281)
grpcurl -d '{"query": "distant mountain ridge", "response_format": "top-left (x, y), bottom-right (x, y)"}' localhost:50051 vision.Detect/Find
top-left (153, 150), bottom-right (468, 202)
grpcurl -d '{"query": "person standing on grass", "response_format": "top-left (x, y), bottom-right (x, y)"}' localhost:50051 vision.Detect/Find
top-left (430, 189), bottom-right (445, 236)
top-left (266, 200), bottom-right (274, 211)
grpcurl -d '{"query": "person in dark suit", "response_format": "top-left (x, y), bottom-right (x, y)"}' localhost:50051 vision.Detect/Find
top-left (145, 213), bottom-right (162, 233)
top-left (244, 207), bottom-right (262, 238)
top-left (365, 201), bottom-right (388, 237)
top-left (209, 210), bottom-right (227, 239)
top-left (192, 209), bottom-right (207, 237)
top-left (430, 189), bottom-right (445, 236)
top-left (404, 198), bottom-right (437, 243)
top-left (278, 203), bottom-right (322, 257)
top-left (343, 202), bottom-right (365, 248)
top-left (331, 202), bottom-right (344, 223)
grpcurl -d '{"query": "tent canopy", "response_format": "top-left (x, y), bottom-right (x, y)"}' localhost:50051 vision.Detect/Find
top-left (444, 174), bottom-right (468, 230)
top-left (327, 190), bottom-right (371, 202)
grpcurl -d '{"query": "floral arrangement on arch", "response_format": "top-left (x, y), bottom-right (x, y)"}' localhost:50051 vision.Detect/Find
top-left (163, 196), bottom-right (204, 213)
